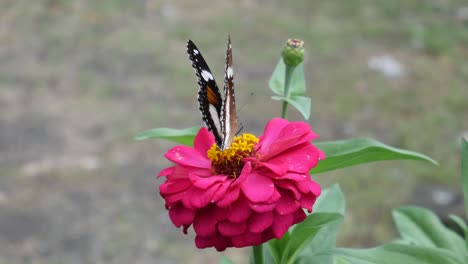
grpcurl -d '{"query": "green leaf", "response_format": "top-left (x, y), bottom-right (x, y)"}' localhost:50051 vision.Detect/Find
top-left (268, 231), bottom-right (291, 264)
top-left (272, 95), bottom-right (311, 120)
top-left (293, 215), bottom-right (343, 264)
top-left (392, 206), bottom-right (468, 259)
top-left (262, 244), bottom-right (277, 264)
top-left (449, 214), bottom-right (468, 234)
top-left (292, 185), bottom-right (344, 264)
top-left (448, 214), bottom-right (468, 252)
top-left (462, 138), bottom-right (468, 219)
top-left (269, 59), bottom-right (285, 95)
top-left (281, 213), bottom-right (343, 264)
top-left (334, 243), bottom-right (465, 264)
top-left (267, 187), bottom-right (345, 264)
top-left (312, 184), bottom-right (345, 215)
top-left (333, 256), bottom-right (352, 264)
top-left (269, 59), bottom-right (306, 97)
top-left (219, 256), bottom-right (236, 264)
top-left (134, 126), bottom-right (200, 146)
top-left (310, 138), bottom-right (438, 174)
top-left (289, 64), bottom-right (306, 96)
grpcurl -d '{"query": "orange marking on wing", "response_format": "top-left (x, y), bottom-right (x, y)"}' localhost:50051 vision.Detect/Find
top-left (206, 86), bottom-right (221, 106)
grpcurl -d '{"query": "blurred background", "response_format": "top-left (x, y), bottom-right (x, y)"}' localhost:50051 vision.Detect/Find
top-left (0, 0), bottom-right (467, 263)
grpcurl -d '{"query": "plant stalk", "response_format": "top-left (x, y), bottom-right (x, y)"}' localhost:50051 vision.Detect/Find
top-left (281, 65), bottom-right (295, 119)
top-left (252, 244), bottom-right (264, 264)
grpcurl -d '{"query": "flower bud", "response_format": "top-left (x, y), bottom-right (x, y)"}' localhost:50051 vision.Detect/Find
top-left (282, 38), bottom-right (305, 68)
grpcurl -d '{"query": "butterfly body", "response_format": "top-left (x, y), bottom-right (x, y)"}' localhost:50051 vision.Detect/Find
top-left (187, 36), bottom-right (238, 150)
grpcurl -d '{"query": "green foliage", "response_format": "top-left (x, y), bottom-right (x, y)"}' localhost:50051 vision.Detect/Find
top-left (134, 126), bottom-right (200, 146)
top-left (392, 207), bottom-right (467, 260)
top-left (269, 59), bottom-right (306, 96)
top-left (268, 232), bottom-right (291, 264)
top-left (283, 213), bottom-right (342, 263)
top-left (269, 59), bottom-right (311, 120)
top-left (261, 181), bottom-right (468, 264)
top-left (311, 138), bottom-right (438, 174)
top-left (266, 185), bottom-right (345, 264)
top-left (312, 184), bottom-right (345, 215)
top-left (334, 243), bottom-right (464, 264)
top-left (462, 138), bottom-right (468, 218)
top-left (219, 256), bottom-right (236, 264)
top-left (293, 185), bottom-right (345, 264)
top-left (449, 214), bottom-right (468, 235)
top-left (271, 95), bottom-right (311, 120)
top-left (334, 205), bottom-right (468, 263)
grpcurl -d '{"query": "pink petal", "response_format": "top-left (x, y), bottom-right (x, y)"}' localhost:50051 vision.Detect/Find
top-left (212, 164), bottom-right (250, 206)
top-left (195, 235), bottom-right (231, 251)
top-left (241, 172), bottom-right (275, 203)
top-left (187, 167), bottom-right (215, 177)
top-left (259, 144), bottom-right (320, 175)
top-left (159, 179), bottom-right (191, 194)
top-left (214, 206), bottom-right (229, 221)
top-left (182, 186), bottom-right (217, 209)
top-left (165, 145), bottom-right (211, 168)
top-left (231, 162), bottom-right (252, 188)
top-left (249, 202), bottom-right (276, 213)
top-left (189, 172), bottom-right (227, 189)
top-left (271, 213), bottom-right (294, 238)
top-left (299, 192), bottom-right (319, 212)
top-left (164, 165), bottom-right (211, 181)
top-left (193, 207), bottom-right (218, 236)
top-left (157, 166), bottom-right (174, 178)
top-left (276, 172), bottom-right (308, 182)
top-left (168, 204), bottom-right (195, 227)
top-left (194, 235), bottom-right (212, 249)
top-left (248, 211), bottom-right (273, 233)
top-left (217, 185), bottom-right (241, 207)
top-left (257, 118), bottom-right (289, 152)
top-left (218, 221), bottom-right (246, 236)
top-left (258, 120), bottom-right (317, 160)
top-left (162, 191), bottom-right (186, 206)
top-left (292, 209), bottom-right (307, 224)
top-left (232, 232), bottom-right (263, 247)
top-left (266, 188), bottom-right (281, 204)
top-left (260, 229), bottom-right (275, 243)
top-left (318, 148), bottom-right (326, 160)
top-left (193, 127), bottom-right (215, 155)
top-left (276, 194), bottom-right (300, 215)
top-left (297, 179), bottom-right (321, 195)
top-left (275, 181), bottom-right (301, 200)
top-left (212, 180), bottom-right (234, 203)
top-left (161, 165), bottom-right (189, 180)
top-left (250, 160), bottom-right (283, 177)
top-left (227, 196), bottom-right (251, 223)
top-left (308, 179), bottom-right (321, 196)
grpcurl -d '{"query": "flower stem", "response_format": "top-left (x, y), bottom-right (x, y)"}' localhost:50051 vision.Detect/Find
top-left (281, 65), bottom-right (295, 119)
top-left (252, 244), bottom-right (263, 264)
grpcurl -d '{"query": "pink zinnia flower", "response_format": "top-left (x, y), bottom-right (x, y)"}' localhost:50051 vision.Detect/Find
top-left (158, 118), bottom-right (325, 251)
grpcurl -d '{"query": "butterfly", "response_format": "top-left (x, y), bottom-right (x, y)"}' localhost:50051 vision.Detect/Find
top-left (187, 36), bottom-right (238, 151)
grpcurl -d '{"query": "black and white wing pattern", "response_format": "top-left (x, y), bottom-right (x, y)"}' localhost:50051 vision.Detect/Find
top-left (187, 36), bottom-right (238, 150)
top-left (187, 40), bottom-right (223, 147)
top-left (221, 36), bottom-right (238, 150)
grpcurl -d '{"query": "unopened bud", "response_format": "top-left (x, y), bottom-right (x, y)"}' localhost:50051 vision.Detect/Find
top-left (282, 39), bottom-right (305, 68)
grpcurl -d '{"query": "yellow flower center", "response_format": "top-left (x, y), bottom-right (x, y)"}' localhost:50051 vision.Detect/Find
top-left (207, 133), bottom-right (259, 178)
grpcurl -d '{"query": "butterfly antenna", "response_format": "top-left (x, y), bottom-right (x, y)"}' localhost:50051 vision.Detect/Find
top-left (236, 123), bottom-right (244, 135)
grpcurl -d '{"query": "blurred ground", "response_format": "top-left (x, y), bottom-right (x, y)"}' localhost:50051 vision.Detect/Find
top-left (0, 0), bottom-right (467, 263)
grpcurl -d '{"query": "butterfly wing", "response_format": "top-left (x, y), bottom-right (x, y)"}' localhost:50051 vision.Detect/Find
top-left (187, 40), bottom-right (223, 147)
top-left (221, 36), bottom-right (238, 150)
